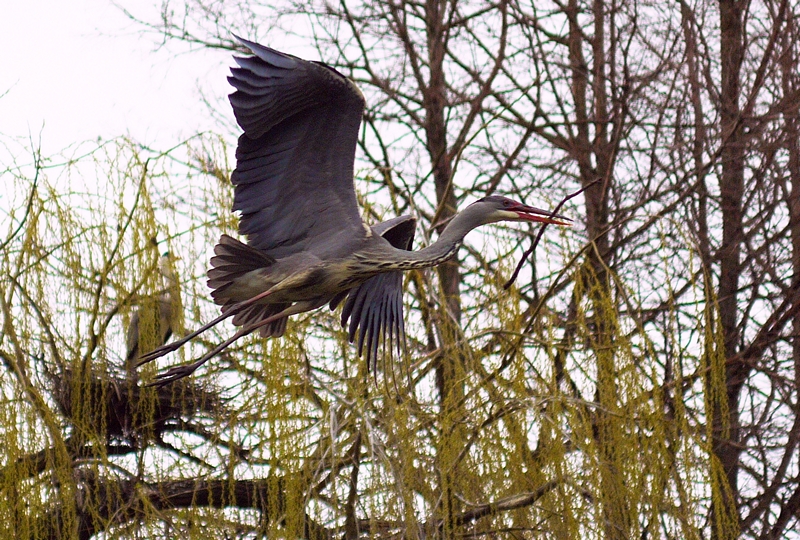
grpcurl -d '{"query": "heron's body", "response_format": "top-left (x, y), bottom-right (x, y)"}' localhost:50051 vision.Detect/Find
top-left (141, 37), bottom-right (571, 384)
top-left (214, 219), bottom-right (465, 306)
top-left (126, 296), bottom-right (173, 361)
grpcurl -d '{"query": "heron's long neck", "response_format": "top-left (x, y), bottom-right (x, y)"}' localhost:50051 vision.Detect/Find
top-left (388, 208), bottom-right (485, 269)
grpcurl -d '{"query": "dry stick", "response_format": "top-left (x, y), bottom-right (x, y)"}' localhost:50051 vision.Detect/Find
top-left (503, 179), bottom-right (599, 289)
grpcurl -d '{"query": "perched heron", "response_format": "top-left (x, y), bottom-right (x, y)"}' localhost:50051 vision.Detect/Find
top-left (126, 253), bottom-right (177, 382)
top-left (140, 37), bottom-right (571, 385)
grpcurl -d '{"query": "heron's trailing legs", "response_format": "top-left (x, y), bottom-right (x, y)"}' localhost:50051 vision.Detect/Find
top-left (136, 287), bottom-right (277, 367)
top-left (148, 320), bottom-right (264, 387)
top-left (147, 298), bottom-right (325, 386)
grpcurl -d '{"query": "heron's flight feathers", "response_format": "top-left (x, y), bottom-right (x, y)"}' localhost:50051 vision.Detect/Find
top-left (334, 215), bottom-right (416, 370)
top-left (228, 38), bottom-right (367, 259)
top-left (232, 35), bottom-right (298, 69)
top-left (369, 215), bottom-right (417, 247)
top-left (230, 302), bottom-right (290, 338)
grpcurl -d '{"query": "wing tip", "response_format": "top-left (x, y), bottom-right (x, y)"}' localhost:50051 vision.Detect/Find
top-left (232, 34), bottom-right (297, 69)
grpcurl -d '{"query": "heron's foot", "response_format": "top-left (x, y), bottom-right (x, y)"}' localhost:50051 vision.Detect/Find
top-left (146, 361), bottom-right (204, 387)
top-left (145, 304), bottom-right (287, 385)
top-left (146, 340), bottom-right (227, 386)
top-left (136, 340), bottom-right (184, 367)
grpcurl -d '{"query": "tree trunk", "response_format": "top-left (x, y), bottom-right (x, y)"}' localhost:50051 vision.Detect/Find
top-left (713, 0), bottom-right (746, 537)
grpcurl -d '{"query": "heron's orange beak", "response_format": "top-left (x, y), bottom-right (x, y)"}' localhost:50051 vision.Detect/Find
top-left (512, 203), bottom-right (573, 226)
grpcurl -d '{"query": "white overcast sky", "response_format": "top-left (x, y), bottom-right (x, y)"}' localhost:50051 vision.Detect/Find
top-left (1, 0), bottom-right (231, 156)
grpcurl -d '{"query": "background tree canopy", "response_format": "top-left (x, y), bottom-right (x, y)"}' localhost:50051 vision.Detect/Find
top-left (1, 0), bottom-right (799, 538)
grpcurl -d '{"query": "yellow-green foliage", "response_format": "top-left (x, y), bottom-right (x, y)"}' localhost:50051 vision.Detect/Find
top-left (0, 138), bottom-right (735, 539)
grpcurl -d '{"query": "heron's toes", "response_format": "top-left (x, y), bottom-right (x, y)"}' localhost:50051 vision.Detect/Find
top-left (147, 363), bottom-right (198, 387)
top-left (136, 342), bottom-right (178, 367)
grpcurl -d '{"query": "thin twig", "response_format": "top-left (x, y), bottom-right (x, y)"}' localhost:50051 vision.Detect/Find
top-left (503, 179), bottom-right (598, 289)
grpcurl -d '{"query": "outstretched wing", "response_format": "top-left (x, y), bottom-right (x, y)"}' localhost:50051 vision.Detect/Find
top-left (228, 37), bottom-right (368, 259)
top-left (332, 215), bottom-right (416, 371)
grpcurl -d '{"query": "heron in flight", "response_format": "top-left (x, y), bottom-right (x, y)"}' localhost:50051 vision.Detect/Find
top-left (140, 37), bottom-right (571, 385)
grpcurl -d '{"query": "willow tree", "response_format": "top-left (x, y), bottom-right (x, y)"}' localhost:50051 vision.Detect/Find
top-left (2, 0), bottom-right (800, 537)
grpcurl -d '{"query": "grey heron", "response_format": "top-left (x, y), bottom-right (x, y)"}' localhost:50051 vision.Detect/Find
top-left (140, 37), bottom-right (571, 385)
top-left (125, 253), bottom-right (177, 382)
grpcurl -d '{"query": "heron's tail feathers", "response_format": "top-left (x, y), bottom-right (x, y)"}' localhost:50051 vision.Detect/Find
top-left (207, 235), bottom-right (289, 337)
top-left (207, 234), bottom-right (274, 301)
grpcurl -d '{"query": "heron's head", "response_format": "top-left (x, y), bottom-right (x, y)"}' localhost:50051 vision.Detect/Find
top-left (471, 195), bottom-right (572, 226)
top-left (158, 252), bottom-right (178, 285)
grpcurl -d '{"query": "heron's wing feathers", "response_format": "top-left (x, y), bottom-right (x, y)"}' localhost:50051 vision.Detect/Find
top-left (232, 302), bottom-right (291, 338)
top-left (370, 215), bottom-right (417, 246)
top-left (229, 37), bottom-right (367, 258)
top-left (334, 215), bottom-right (416, 370)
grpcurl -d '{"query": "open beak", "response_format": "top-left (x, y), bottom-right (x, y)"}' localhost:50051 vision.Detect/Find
top-left (512, 203), bottom-right (573, 226)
